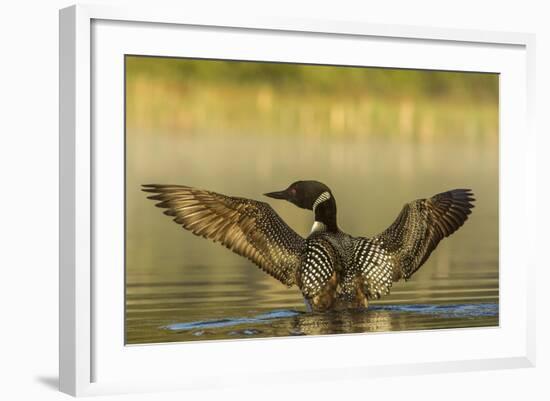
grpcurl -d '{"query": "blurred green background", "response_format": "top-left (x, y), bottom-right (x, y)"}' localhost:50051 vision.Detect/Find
top-left (126, 57), bottom-right (498, 140)
top-left (125, 56), bottom-right (498, 344)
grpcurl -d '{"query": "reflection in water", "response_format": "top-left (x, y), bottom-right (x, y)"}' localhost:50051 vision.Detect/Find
top-left (159, 303), bottom-right (498, 342)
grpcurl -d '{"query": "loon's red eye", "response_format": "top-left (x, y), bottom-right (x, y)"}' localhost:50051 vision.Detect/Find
top-left (289, 188), bottom-right (297, 196)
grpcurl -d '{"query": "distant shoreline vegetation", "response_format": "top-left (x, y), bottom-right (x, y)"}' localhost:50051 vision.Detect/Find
top-left (125, 56), bottom-right (498, 140)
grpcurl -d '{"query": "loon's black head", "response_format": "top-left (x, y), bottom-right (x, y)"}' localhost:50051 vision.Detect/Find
top-left (264, 180), bottom-right (333, 211)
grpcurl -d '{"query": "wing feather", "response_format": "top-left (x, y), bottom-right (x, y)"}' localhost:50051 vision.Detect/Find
top-left (143, 184), bottom-right (305, 286)
top-left (375, 188), bottom-right (475, 280)
top-left (354, 189), bottom-right (475, 298)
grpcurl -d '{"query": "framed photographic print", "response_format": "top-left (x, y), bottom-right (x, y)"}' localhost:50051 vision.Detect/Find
top-left (59, 4), bottom-right (536, 397)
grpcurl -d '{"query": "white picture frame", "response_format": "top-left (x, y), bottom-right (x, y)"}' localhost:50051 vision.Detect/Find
top-left (59, 4), bottom-right (536, 397)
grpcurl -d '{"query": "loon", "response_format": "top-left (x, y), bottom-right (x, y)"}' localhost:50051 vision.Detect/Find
top-left (143, 181), bottom-right (475, 312)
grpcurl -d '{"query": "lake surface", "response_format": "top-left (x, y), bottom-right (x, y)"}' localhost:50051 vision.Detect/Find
top-left (126, 262), bottom-right (498, 344)
top-left (125, 131), bottom-right (498, 345)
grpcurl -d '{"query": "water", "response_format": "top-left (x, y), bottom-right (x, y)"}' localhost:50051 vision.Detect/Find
top-left (125, 131), bottom-right (498, 345)
top-left (126, 259), bottom-right (498, 344)
top-left (163, 304), bottom-right (498, 339)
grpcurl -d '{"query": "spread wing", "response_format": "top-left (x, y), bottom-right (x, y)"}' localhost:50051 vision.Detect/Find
top-left (354, 189), bottom-right (475, 298)
top-left (142, 184), bottom-right (306, 286)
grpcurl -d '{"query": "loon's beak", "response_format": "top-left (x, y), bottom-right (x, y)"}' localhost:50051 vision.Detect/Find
top-left (264, 190), bottom-right (288, 200)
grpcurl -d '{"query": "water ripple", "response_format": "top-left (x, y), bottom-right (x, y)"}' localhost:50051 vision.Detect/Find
top-left (164, 303), bottom-right (497, 333)
top-left (370, 303), bottom-right (498, 318)
top-left (165, 309), bottom-right (301, 331)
